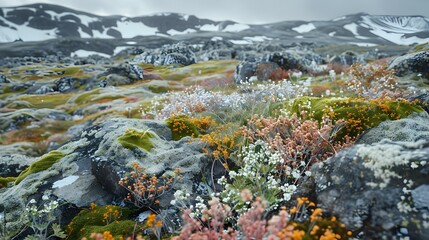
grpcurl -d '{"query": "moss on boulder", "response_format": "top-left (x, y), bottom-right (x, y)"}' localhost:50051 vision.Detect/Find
top-left (66, 205), bottom-right (137, 239)
top-left (0, 176), bottom-right (16, 188)
top-left (15, 150), bottom-right (64, 184)
top-left (117, 129), bottom-right (155, 151)
top-left (291, 96), bottom-right (423, 138)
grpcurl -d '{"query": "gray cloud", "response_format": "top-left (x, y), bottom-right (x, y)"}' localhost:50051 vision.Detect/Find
top-left (1, 0), bottom-right (428, 23)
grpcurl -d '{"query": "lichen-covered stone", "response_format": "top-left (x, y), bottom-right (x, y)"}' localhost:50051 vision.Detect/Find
top-left (389, 51), bottom-right (429, 78)
top-left (311, 139), bottom-right (429, 239)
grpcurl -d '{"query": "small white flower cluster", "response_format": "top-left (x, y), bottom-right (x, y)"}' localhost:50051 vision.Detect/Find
top-left (157, 86), bottom-right (247, 119)
top-left (248, 79), bottom-right (310, 102)
top-left (170, 189), bottom-right (191, 209)
top-left (26, 197), bottom-right (59, 217)
top-left (145, 80), bottom-right (310, 120)
top-left (24, 194), bottom-right (65, 239)
top-left (219, 140), bottom-right (299, 209)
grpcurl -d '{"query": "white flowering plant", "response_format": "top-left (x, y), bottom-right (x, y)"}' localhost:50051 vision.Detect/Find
top-left (218, 140), bottom-right (301, 213)
top-left (24, 195), bottom-right (66, 240)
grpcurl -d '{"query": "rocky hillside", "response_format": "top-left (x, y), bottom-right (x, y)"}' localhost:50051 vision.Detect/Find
top-left (0, 3), bottom-right (428, 48)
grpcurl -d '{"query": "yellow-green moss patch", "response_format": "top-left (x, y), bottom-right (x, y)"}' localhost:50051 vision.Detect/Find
top-left (73, 89), bottom-right (101, 104)
top-left (0, 177), bottom-right (16, 188)
top-left (15, 150), bottom-right (64, 184)
top-left (166, 115), bottom-right (200, 141)
top-left (18, 93), bottom-right (73, 109)
top-left (291, 96), bottom-right (423, 138)
top-left (117, 129), bottom-right (155, 151)
top-left (66, 205), bottom-right (137, 240)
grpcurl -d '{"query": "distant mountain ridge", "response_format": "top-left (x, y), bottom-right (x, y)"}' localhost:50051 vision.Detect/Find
top-left (0, 3), bottom-right (428, 46)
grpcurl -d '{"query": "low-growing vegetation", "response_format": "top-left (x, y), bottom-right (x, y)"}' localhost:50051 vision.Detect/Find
top-left (1, 45), bottom-right (427, 240)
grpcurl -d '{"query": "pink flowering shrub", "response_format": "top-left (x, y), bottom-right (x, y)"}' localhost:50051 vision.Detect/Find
top-left (171, 197), bottom-right (238, 240)
top-left (241, 113), bottom-right (350, 173)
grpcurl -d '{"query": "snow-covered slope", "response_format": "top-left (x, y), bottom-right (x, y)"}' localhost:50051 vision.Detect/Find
top-left (0, 3), bottom-right (251, 42)
top-left (0, 4), bottom-right (428, 46)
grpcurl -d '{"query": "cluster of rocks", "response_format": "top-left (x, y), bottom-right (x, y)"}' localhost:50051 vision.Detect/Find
top-left (0, 55), bottom-right (112, 69)
top-left (133, 42), bottom-right (197, 66)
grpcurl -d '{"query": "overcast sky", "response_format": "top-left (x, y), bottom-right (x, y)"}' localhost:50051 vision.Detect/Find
top-left (1, 0), bottom-right (428, 24)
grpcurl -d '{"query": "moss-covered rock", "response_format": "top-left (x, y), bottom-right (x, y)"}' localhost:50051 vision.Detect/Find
top-left (66, 204), bottom-right (138, 239)
top-left (291, 96), bottom-right (423, 138)
top-left (0, 176), bottom-right (16, 188)
top-left (117, 129), bottom-right (155, 151)
top-left (15, 150), bottom-right (64, 184)
top-left (166, 115), bottom-right (200, 141)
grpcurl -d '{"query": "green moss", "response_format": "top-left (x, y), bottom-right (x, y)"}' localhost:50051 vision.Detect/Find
top-left (117, 129), bottom-right (155, 151)
top-left (15, 150), bottom-right (64, 184)
top-left (74, 89), bottom-right (101, 104)
top-left (291, 96), bottom-right (423, 138)
top-left (83, 220), bottom-right (137, 239)
top-left (18, 93), bottom-right (73, 109)
top-left (411, 42), bottom-right (429, 53)
top-left (50, 67), bottom-right (81, 76)
top-left (147, 85), bottom-right (170, 93)
top-left (0, 177), bottom-right (16, 188)
top-left (66, 205), bottom-right (137, 239)
top-left (166, 115), bottom-right (200, 141)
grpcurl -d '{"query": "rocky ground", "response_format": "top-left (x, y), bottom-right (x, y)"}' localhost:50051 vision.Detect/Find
top-left (0, 40), bottom-right (429, 240)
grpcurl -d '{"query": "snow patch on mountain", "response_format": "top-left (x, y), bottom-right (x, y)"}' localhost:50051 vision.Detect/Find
top-left (361, 15), bottom-right (429, 45)
top-left (0, 16), bottom-right (58, 42)
top-left (292, 23), bottom-right (316, 33)
top-left (349, 42), bottom-right (378, 47)
top-left (113, 20), bottom-right (158, 37)
top-left (344, 23), bottom-right (369, 39)
top-left (113, 46), bottom-right (130, 55)
top-left (44, 10), bottom-right (99, 26)
top-left (243, 36), bottom-right (273, 41)
top-left (363, 15), bottom-right (429, 33)
top-left (229, 39), bottom-right (249, 44)
top-left (223, 23), bottom-right (250, 32)
top-left (167, 28), bottom-right (197, 35)
top-left (333, 16), bottom-right (347, 22)
top-left (200, 24), bottom-right (219, 31)
top-left (211, 36), bottom-right (223, 41)
top-left (71, 49), bottom-right (110, 58)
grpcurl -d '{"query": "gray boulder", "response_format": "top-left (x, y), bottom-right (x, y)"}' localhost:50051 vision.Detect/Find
top-left (389, 51), bottom-right (429, 78)
top-left (329, 51), bottom-right (364, 66)
top-left (308, 113), bottom-right (429, 239)
top-left (134, 42), bottom-right (196, 66)
top-left (357, 111), bottom-right (429, 144)
top-left (234, 61), bottom-right (258, 83)
top-left (0, 154), bottom-right (35, 177)
top-left (0, 74), bottom-right (10, 83)
top-left (105, 62), bottom-right (144, 81)
top-left (54, 77), bottom-right (86, 93)
top-left (311, 140), bottom-right (429, 239)
top-left (0, 118), bottom-right (214, 236)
